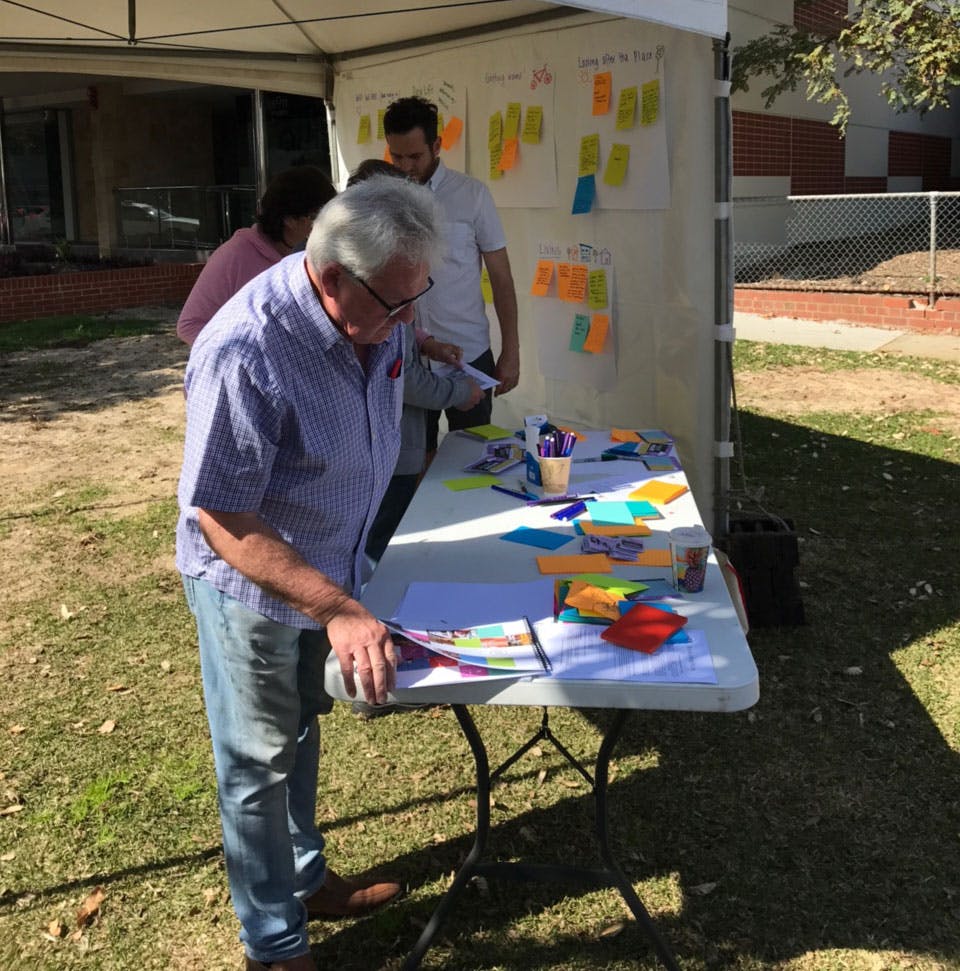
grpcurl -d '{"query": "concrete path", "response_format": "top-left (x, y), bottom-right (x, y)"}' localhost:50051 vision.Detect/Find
top-left (734, 311), bottom-right (960, 362)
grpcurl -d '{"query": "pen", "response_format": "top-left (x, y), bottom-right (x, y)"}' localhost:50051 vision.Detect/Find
top-left (551, 500), bottom-right (587, 520)
top-left (491, 484), bottom-right (534, 501)
top-left (573, 454), bottom-right (615, 463)
top-left (530, 494), bottom-right (597, 506)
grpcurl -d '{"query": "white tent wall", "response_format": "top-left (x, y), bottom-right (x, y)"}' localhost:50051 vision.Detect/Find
top-left (333, 17), bottom-right (720, 528)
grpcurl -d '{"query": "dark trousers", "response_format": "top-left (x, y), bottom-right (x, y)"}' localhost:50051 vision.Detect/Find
top-left (365, 473), bottom-right (420, 563)
top-left (424, 347), bottom-right (495, 452)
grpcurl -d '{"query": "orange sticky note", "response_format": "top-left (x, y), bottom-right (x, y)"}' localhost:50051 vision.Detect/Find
top-left (583, 315), bottom-right (609, 353)
top-left (537, 554), bottom-right (612, 575)
top-left (611, 428), bottom-right (643, 443)
top-left (530, 260), bottom-right (555, 296)
top-left (441, 115), bottom-right (463, 150)
top-left (629, 481), bottom-right (690, 505)
top-left (565, 581), bottom-right (621, 620)
top-left (592, 71), bottom-right (612, 115)
top-left (567, 265), bottom-right (588, 303)
top-left (635, 549), bottom-right (673, 567)
top-left (578, 522), bottom-right (652, 538)
top-left (499, 136), bottom-right (519, 171)
top-left (556, 263), bottom-right (572, 301)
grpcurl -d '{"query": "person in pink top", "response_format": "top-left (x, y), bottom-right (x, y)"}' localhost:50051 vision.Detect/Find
top-left (176, 166), bottom-right (337, 346)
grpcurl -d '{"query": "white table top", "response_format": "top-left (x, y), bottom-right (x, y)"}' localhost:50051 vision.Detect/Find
top-left (325, 428), bottom-right (758, 713)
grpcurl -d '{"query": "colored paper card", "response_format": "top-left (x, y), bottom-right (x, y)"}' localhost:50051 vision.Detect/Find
top-left (600, 602), bottom-right (687, 654)
top-left (521, 105), bottom-right (543, 144)
top-left (639, 429), bottom-right (674, 444)
top-left (629, 480), bottom-right (689, 505)
top-left (480, 265), bottom-right (493, 303)
top-left (644, 456), bottom-right (682, 472)
top-left (570, 314), bottom-right (590, 351)
top-left (641, 79), bottom-right (660, 126)
top-left (443, 474), bottom-right (500, 491)
top-left (611, 428), bottom-right (643, 443)
top-left (357, 115), bottom-right (371, 144)
top-left (501, 526), bottom-right (573, 551)
top-left (576, 521), bottom-right (652, 537)
top-left (537, 554), bottom-right (612, 575)
top-left (572, 174), bottom-right (595, 215)
top-left (584, 314), bottom-right (609, 353)
top-left (441, 115), bottom-right (463, 150)
top-left (489, 111), bottom-right (503, 151)
top-left (556, 262), bottom-right (572, 300)
top-left (377, 109), bottom-right (386, 140)
top-left (592, 71), bottom-right (612, 115)
top-left (588, 269), bottom-right (608, 310)
top-left (616, 86), bottom-right (638, 130)
top-left (589, 502), bottom-right (635, 525)
top-left (603, 143), bottom-right (630, 187)
top-left (636, 549), bottom-right (673, 567)
top-left (622, 500), bottom-right (658, 519)
top-left (566, 582), bottom-right (621, 620)
top-left (461, 423), bottom-right (514, 440)
top-left (530, 260), bottom-right (555, 296)
top-left (499, 137), bottom-right (519, 171)
top-left (567, 264), bottom-right (588, 303)
top-left (504, 102), bottom-right (522, 140)
top-left (578, 134), bottom-right (600, 176)
top-left (489, 144), bottom-right (503, 180)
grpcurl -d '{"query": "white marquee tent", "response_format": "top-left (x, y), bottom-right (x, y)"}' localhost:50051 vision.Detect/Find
top-left (0, 0), bottom-right (733, 532)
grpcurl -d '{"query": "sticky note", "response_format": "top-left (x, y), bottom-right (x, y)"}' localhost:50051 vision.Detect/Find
top-left (611, 428), bottom-right (643, 443)
top-left (592, 71), bottom-right (612, 115)
top-left (601, 602), bottom-right (687, 653)
top-left (567, 265), bottom-right (588, 303)
top-left (522, 106), bottom-right (543, 144)
top-left (377, 109), bottom-right (386, 140)
top-left (499, 136), bottom-right (519, 171)
top-left (578, 134), bottom-right (600, 176)
top-left (625, 500), bottom-right (660, 519)
top-left (504, 102), bottom-right (522, 140)
top-left (444, 474), bottom-right (500, 491)
top-left (480, 266), bottom-right (493, 303)
top-left (357, 115), bottom-right (371, 144)
top-left (603, 144), bottom-right (630, 187)
top-left (489, 144), bottom-right (503, 180)
top-left (616, 86), bottom-right (638, 130)
top-left (488, 111), bottom-right (503, 151)
top-left (501, 526), bottom-right (573, 551)
top-left (588, 270), bottom-right (608, 310)
top-left (537, 554), bottom-right (612, 575)
top-left (441, 115), bottom-right (463, 150)
top-left (641, 79), bottom-right (660, 125)
top-left (572, 175), bottom-right (595, 215)
top-left (530, 260), bottom-right (555, 296)
top-left (576, 521), bottom-right (652, 538)
top-left (629, 481), bottom-right (689, 505)
top-left (589, 502), bottom-right (635, 525)
top-left (636, 549), bottom-right (673, 567)
top-left (644, 457), bottom-right (681, 472)
top-left (570, 314), bottom-right (590, 351)
top-left (438, 114), bottom-right (445, 140)
top-left (584, 314), bottom-right (609, 353)
top-left (556, 263), bottom-right (572, 301)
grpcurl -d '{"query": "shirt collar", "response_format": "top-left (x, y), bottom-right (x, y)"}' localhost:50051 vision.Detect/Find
top-left (426, 157), bottom-right (447, 192)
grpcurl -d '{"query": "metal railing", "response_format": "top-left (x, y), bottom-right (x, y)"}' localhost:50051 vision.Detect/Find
top-left (114, 185), bottom-right (257, 251)
top-left (734, 192), bottom-right (960, 306)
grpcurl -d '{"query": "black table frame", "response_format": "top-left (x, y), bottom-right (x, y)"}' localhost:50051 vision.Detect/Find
top-left (402, 704), bottom-right (681, 971)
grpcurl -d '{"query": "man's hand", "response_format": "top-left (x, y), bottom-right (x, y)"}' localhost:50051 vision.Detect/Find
top-left (454, 377), bottom-right (484, 411)
top-left (423, 336), bottom-right (464, 368)
top-left (325, 599), bottom-right (397, 704)
top-left (494, 347), bottom-right (520, 396)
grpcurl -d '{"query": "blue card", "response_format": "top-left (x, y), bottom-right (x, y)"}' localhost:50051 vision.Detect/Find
top-left (500, 526), bottom-right (573, 550)
top-left (572, 174), bottom-right (595, 214)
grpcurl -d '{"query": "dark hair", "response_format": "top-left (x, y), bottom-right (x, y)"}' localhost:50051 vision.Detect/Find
top-left (256, 166), bottom-right (337, 243)
top-left (383, 97), bottom-right (439, 145)
top-left (347, 159), bottom-right (406, 187)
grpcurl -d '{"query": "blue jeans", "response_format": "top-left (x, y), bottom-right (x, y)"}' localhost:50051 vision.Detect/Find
top-left (182, 575), bottom-right (333, 963)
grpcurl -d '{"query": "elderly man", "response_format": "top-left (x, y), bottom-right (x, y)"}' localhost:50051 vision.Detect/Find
top-left (176, 175), bottom-right (444, 971)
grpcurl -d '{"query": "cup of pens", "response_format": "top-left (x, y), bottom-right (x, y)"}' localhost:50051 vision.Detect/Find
top-left (537, 429), bottom-right (576, 497)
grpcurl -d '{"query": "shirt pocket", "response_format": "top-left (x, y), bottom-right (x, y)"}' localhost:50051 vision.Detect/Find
top-left (443, 221), bottom-right (477, 271)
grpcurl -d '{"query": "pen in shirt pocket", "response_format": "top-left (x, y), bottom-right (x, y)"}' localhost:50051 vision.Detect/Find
top-left (388, 356), bottom-right (403, 379)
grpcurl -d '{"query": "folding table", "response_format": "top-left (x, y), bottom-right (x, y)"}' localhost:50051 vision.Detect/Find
top-left (324, 428), bottom-right (758, 970)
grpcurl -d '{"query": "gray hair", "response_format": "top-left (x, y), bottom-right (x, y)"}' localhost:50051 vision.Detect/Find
top-left (305, 174), bottom-right (445, 279)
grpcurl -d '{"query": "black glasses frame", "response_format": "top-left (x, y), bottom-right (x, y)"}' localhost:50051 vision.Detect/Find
top-left (345, 268), bottom-right (435, 320)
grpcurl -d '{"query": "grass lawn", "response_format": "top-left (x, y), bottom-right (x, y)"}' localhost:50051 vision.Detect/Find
top-left (0, 318), bottom-right (957, 970)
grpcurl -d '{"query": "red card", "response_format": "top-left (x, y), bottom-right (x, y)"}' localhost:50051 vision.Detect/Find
top-left (599, 603), bottom-right (688, 654)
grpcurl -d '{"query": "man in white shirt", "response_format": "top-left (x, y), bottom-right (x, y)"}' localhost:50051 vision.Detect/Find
top-left (384, 96), bottom-right (520, 450)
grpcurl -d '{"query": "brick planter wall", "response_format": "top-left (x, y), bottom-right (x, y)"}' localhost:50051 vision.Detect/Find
top-left (0, 263), bottom-right (203, 324)
top-left (735, 288), bottom-right (960, 335)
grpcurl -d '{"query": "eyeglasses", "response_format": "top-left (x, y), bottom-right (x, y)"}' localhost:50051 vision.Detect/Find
top-left (344, 268), bottom-right (435, 320)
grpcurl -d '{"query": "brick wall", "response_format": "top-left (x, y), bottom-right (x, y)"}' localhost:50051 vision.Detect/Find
top-left (794, 0), bottom-right (846, 32)
top-left (0, 263), bottom-right (203, 324)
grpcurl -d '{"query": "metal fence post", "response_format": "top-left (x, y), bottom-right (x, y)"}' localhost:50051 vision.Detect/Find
top-left (928, 192), bottom-right (938, 310)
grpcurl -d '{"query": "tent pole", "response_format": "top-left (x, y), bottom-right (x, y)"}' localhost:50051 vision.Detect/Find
top-left (253, 89), bottom-right (268, 202)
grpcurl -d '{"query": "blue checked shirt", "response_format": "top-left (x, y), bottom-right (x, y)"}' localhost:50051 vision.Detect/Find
top-left (175, 253), bottom-right (404, 627)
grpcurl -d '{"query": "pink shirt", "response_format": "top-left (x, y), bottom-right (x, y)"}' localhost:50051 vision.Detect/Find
top-left (176, 226), bottom-right (283, 346)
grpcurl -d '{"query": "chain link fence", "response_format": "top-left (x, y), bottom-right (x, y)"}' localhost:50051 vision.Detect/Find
top-left (734, 192), bottom-right (960, 305)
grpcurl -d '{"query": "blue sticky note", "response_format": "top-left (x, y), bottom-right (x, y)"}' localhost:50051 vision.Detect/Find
top-left (572, 174), bottom-right (595, 214)
top-left (569, 313), bottom-right (590, 351)
top-left (625, 500), bottom-right (660, 519)
top-left (588, 501), bottom-right (635, 525)
top-left (500, 526), bottom-right (573, 550)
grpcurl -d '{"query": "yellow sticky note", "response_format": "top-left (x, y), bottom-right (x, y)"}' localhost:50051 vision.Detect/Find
top-left (629, 481), bottom-right (689, 505)
top-left (521, 106), bottom-right (543, 144)
top-left (530, 260), bottom-right (555, 296)
top-left (611, 428), bottom-right (643, 443)
top-left (499, 137), bottom-right (519, 171)
top-left (537, 554), bottom-right (612, 575)
top-left (567, 265), bottom-right (588, 303)
top-left (488, 111), bottom-right (503, 151)
top-left (592, 71), bottom-right (612, 115)
top-left (441, 115), bottom-right (463, 150)
top-left (489, 144), bottom-right (503, 181)
top-left (578, 134), bottom-right (600, 177)
top-left (556, 263), bottom-right (572, 301)
top-left (584, 314), bottom-right (609, 353)
top-left (636, 549), bottom-right (673, 567)
top-left (603, 144), bottom-right (630, 187)
top-left (357, 115), bottom-right (371, 144)
top-left (588, 269), bottom-right (608, 310)
top-left (444, 474), bottom-right (500, 491)
top-left (504, 102), bottom-right (522, 140)
top-left (480, 266), bottom-right (493, 304)
top-left (641, 79), bottom-right (660, 126)
top-left (616, 86), bottom-right (638, 130)
top-left (377, 109), bottom-right (386, 141)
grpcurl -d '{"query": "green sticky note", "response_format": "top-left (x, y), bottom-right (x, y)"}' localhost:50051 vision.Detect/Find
top-left (504, 102), bottom-right (522, 140)
top-left (488, 111), bottom-right (503, 151)
top-left (616, 86), bottom-right (637, 130)
top-left (377, 109), bottom-right (386, 140)
top-left (521, 106), bottom-right (543, 144)
top-left (357, 115), bottom-right (371, 144)
top-left (570, 313), bottom-right (590, 351)
top-left (641, 79), bottom-right (660, 125)
top-left (603, 143), bottom-right (630, 187)
top-left (578, 134), bottom-right (600, 177)
top-left (588, 269), bottom-right (608, 310)
top-left (444, 474), bottom-right (501, 491)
